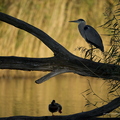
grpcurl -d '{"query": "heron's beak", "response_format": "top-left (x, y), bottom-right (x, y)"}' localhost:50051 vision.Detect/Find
top-left (69, 20), bottom-right (79, 23)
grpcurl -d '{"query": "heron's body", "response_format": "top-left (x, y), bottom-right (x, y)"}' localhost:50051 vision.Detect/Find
top-left (49, 100), bottom-right (62, 116)
top-left (70, 19), bottom-right (104, 52)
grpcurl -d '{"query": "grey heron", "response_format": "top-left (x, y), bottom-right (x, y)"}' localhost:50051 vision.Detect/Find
top-left (69, 19), bottom-right (104, 52)
top-left (49, 100), bottom-right (62, 116)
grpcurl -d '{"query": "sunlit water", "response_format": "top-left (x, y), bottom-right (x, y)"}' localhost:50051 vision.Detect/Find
top-left (0, 72), bottom-right (109, 117)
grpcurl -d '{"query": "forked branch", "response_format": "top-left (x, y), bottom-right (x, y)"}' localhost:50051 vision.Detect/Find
top-left (0, 12), bottom-right (120, 119)
top-left (0, 12), bottom-right (120, 84)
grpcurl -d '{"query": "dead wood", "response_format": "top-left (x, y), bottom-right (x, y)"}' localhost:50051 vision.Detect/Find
top-left (0, 12), bottom-right (120, 84)
top-left (0, 12), bottom-right (120, 119)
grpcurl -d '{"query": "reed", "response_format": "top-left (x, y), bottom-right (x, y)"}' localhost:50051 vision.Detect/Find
top-left (0, 0), bottom-right (116, 76)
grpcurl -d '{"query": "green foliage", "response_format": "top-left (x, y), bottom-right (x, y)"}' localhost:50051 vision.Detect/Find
top-left (75, 47), bottom-right (102, 62)
top-left (0, 0), bottom-right (12, 12)
top-left (77, 0), bottom-right (120, 64)
top-left (80, 1), bottom-right (120, 117)
top-left (100, 3), bottom-right (120, 108)
top-left (101, 1), bottom-right (120, 65)
top-left (0, 0), bottom-right (109, 58)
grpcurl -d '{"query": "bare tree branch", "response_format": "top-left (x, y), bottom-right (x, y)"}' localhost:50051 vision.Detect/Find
top-left (0, 12), bottom-right (120, 84)
top-left (35, 68), bottom-right (72, 84)
top-left (0, 12), bottom-right (120, 119)
top-left (0, 12), bottom-right (70, 57)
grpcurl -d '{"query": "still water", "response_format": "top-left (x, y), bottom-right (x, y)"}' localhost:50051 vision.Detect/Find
top-left (0, 72), bottom-right (108, 117)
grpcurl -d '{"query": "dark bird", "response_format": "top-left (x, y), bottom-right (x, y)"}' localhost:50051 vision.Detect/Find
top-left (48, 100), bottom-right (62, 116)
top-left (69, 19), bottom-right (104, 52)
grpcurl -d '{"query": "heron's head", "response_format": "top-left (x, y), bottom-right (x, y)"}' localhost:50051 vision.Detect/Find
top-left (69, 19), bottom-right (85, 24)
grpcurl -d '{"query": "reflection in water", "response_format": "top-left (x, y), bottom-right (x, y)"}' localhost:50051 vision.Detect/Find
top-left (0, 73), bottom-right (108, 117)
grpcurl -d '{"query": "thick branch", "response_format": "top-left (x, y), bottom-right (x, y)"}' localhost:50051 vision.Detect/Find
top-left (35, 68), bottom-right (72, 84)
top-left (0, 97), bottom-right (120, 120)
top-left (0, 56), bottom-right (120, 84)
top-left (0, 12), bottom-right (120, 119)
top-left (0, 12), bottom-right (120, 83)
top-left (0, 12), bottom-right (71, 57)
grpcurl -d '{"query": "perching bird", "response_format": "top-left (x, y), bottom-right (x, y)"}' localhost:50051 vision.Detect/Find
top-left (69, 19), bottom-right (104, 52)
top-left (48, 100), bottom-right (62, 116)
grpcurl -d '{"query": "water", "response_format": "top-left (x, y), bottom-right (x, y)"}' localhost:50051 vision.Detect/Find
top-left (0, 73), bottom-right (108, 117)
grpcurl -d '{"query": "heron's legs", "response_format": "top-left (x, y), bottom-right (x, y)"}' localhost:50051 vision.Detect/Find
top-left (90, 44), bottom-right (93, 61)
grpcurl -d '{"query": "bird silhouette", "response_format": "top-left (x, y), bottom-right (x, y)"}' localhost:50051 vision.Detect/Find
top-left (48, 100), bottom-right (62, 116)
top-left (69, 19), bottom-right (104, 52)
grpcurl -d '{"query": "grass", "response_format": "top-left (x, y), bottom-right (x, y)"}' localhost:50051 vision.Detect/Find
top-left (0, 0), bottom-right (117, 76)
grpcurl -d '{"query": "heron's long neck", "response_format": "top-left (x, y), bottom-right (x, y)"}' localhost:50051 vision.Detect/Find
top-left (78, 22), bottom-right (86, 38)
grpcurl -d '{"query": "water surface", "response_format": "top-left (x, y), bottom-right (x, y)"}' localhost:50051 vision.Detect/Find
top-left (0, 73), bottom-right (108, 117)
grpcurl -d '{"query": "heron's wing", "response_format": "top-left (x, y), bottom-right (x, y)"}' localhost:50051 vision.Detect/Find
top-left (84, 25), bottom-right (104, 52)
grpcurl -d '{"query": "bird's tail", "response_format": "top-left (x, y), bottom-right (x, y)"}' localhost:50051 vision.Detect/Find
top-left (59, 110), bottom-right (62, 113)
